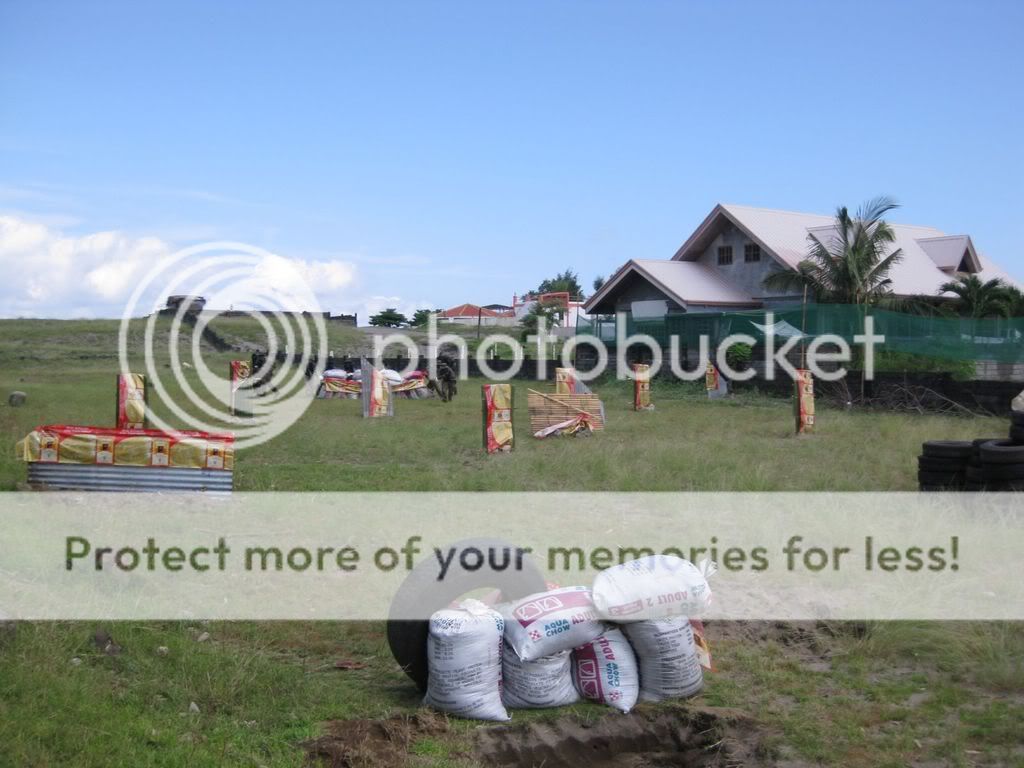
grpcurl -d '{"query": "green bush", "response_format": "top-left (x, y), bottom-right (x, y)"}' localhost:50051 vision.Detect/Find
top-left (870, 349), bottom-right (976, 381)
top-left (725, 342), bottom-right (753, 371)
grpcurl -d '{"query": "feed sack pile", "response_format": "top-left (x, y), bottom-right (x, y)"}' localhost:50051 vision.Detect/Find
top-left (317, 367), bottom-right (434, 400)
top-left (422, 555), bottom-right (714, 720)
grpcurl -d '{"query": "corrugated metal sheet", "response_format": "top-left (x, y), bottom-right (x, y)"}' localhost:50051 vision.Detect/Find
top-left (27, 463), bottom-right (233, 493)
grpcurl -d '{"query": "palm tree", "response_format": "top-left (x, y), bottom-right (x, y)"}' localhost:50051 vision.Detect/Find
top-left (1002, 286), bottom-right (1024, 318)
top-left (762, 196), bottom-right (904, 306)
top-left (938, 274), bottom-right (1009, 318)
top-left (762, 197), bottom-right (904, 401)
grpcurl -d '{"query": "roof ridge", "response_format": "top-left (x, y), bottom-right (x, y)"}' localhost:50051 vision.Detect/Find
top-left (723, 203), bottom-right (949, 233)
top-left (721, 203), bottom-right (834, 219)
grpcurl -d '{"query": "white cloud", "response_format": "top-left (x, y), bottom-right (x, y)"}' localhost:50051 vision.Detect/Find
top-left (0, 214), bottom-right (424, 320)
top-left (0, 215), bottom-right (174, 316)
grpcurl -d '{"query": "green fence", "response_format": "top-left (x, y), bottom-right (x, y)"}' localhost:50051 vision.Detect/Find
top-left (575, 305), bottom-right (1024, 363)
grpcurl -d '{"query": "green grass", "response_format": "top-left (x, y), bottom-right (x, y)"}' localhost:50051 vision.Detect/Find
top-left (0, 319), bottom-right (1021, 767)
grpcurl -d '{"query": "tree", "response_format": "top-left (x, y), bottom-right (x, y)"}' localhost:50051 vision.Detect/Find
top-left (368, 308), bottom-right (408, 328)
top-left (937, 274), bottom-right (1009, 318)
top-left (763, 197), bottom-right (906, 403)
top-left (762, 197), bottom-right (904, 306)
top-left (536, 269), bottom-right (585, 301)
top-left (593, 275), bottom-right (605, 292)
top-left (519, 299), bottom-right (562, 342)
top-left (410, 308), bottom-right (440, 327)
top-left (1002, 286), bottom-right (1024, 318)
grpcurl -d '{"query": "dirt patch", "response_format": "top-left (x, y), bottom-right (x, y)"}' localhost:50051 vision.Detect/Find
top-left (474, 705), bottom-right (768, 768)
top-left (302, 712), bottom-right (450, 767)
top-left (709, 620), bottom-right (851, 666)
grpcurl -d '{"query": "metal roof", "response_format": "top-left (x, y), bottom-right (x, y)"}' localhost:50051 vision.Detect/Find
top-left (584, 259), bottom-right (756, 312)
top-left (673, 203), bottom-right (1018, 297)
top-left (916, 235), bottom-right (978, 271)
top-left (977, 252), bottom-right (1023, 290)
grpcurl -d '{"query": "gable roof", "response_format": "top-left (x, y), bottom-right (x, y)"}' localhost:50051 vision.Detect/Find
top-left (672, 203), bottom-right (1014, 297)
top-left (916, 235), bottom-right (980, 272)
top-left (583, 259), bottom-right (756, 313)
top-left (439, 303), bottom-right (499, 318)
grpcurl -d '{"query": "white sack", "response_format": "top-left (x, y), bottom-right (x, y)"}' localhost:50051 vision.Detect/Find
top-left (501, 586), bottom-right (605, 661)
top-left (501, 642), bottom-right (579, 709)
top-left (1013, 389), bottom-right (1024, 413)
top-left (592, 555), bottom-right (715, 622)
top-left (424, 599), bottom-right (509, 721)
top-left (382, 369), bottom-right (404, 384)
top-left (571, 628), bottom-right (640, 714)
top-left (622, 616), bottom-right (704, 702)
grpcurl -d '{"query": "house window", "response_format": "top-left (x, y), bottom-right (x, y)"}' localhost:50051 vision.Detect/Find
top-left (744, 243), bottom-right (761, 262)
top-left (717, 246), bottom-right (733, 266)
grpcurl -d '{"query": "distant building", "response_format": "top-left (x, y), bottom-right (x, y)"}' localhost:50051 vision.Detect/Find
top-left (585, 203), bottom-right (1021, 316)
top-left (160, 296), bottom-right (355, 325)
top-left (513, 293), bottom-right (589, 328)
top-left (437, 303), bottom-right (519, 326)
top-left (165, 295), bottom-right (207, 312)
top-left (482, 303), bottom-right (514, 314)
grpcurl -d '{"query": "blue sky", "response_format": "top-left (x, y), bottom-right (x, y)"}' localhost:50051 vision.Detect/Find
top-left (1, 0), bottom-right (1022, 318)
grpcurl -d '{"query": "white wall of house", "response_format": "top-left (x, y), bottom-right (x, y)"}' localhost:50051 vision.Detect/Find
top-left (440, 315), bottom-right (517, 326)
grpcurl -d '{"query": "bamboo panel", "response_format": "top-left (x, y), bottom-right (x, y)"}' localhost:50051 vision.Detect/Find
top-left (527, 391), bottom-right (605, 432)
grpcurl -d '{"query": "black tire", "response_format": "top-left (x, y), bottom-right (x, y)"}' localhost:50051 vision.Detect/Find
top-left (973, 438), bottom-right (1004, 456)
top-left (922, 441), bottom-right (973, 459)
top-left (917, 471), bottom-right (964, 485)
top-left (1010, 426), bottom-right (1024, 445)
top-left (386, 537), bottom-right (547, 692)
top-left (917, 456), bottom-right (968, 472)
top-left (979, 440), bottom-right (1024, 465)
top-left (920, 485), bottom-right (954, 492)
top-left (982, 463), bottom-right (1024, 481)
top-left (982, 480), bottom-right (1024, 492)
top-left (966, 466), bottom-right (987, 482)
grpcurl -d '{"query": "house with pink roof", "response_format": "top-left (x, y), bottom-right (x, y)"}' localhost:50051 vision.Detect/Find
top-left (584, 204), bottom-right (1020, 317)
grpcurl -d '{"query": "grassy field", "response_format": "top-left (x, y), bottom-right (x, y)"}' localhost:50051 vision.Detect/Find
top-left (0, 319), bottom-right (1022, 767)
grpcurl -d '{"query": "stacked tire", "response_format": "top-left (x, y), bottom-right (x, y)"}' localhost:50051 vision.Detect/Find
top-left (918, 441), bottom-right (972, 491)
top-left (975, 439), bottom-right (1024, 492)
top-left (1012, 410), bottom-right (1024, 446)
top-left (965, 438), bottom-right (1004, 491)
